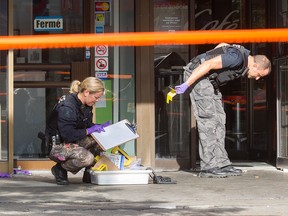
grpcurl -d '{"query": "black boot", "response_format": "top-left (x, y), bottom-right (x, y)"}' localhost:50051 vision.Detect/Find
top-left (51, 163), bottom-right (69, 185)
top-left (199, 167), bottom-right (228, 178)
top-left (82, 167), bottom-right (91, 183)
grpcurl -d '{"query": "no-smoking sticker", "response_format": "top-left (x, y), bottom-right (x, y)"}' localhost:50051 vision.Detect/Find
top-left (95, 57), bottom-right (108, 71)
top-left (95, 45), bottom-right (108, 57)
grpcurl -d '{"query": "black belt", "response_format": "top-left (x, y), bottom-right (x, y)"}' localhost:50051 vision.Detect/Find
top-left (190, 57), bottom-right (201, 65)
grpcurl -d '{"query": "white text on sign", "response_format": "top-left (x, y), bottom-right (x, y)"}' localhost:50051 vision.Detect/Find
top-left (96, 72), bottom-right (108, 79)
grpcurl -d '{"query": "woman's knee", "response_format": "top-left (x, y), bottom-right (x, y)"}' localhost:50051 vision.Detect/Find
top-left (79, 151), bottom-right (95, 167)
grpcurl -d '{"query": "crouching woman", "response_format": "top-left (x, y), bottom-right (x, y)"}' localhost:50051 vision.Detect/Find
top-left (46, 77), bottom-right (109, 185)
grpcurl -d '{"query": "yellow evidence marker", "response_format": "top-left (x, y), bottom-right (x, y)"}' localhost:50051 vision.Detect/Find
top-left (166, 87), bottom-right (176, 104)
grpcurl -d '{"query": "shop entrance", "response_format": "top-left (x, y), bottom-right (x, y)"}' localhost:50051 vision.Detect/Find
top-left (153, 0), bottom-right (272, 168)
top-left (276, 57), bottom-right (288, 169)
top-left (0, 0), bottom-right (11, 173)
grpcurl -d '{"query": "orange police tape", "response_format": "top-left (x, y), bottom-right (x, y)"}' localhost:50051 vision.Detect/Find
top-left (0, 28), bottom-right (288, 50)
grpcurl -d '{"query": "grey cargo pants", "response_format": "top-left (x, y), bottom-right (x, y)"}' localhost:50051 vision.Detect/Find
top-left (184, 59), bottom-right (231, 170)
top-left (49, 136), bottom-right (101, 174)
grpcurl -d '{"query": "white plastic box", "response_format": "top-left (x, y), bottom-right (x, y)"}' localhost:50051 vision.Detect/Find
top-left (90, 170), bottom-right (152, 185)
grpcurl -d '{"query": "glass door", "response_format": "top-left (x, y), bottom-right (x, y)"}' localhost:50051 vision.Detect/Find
top-left (275, 0), bottom-right (288, 170)
top-left (0, 0), bottom-right (10, 173)
top-left (194, 0), bottom-right (249, 160)
top-left (0, 53), bottom-right (8, 165)
top-left (154, 0), bottom-right (190, 167)
top-left (13, 0), bottom-right (83, 161)
top-left (94, 0), bottom-right (136, 155)
top-left (276, 57), bottom-right (288, 169)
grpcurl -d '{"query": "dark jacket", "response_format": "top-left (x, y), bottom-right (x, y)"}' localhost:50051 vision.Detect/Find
top-left (46, 93), bottom-right (94, 143)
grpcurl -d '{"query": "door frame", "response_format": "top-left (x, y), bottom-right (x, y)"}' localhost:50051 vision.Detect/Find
top-left (276, 58), bottom-right (288, 169)
top-left (0, 0), bottom-right (14, 174)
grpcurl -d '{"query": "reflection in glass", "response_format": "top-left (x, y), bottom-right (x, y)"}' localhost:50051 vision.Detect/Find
top-left (252, 81), bottom-right (267, 152)
top-left (0, 55), bottom-right (8, 161)
top-left (279, 61), bottom-right (288, 158)
top-left (154, 0), bottom-right (190, 160)
top-left (0, 0), bottom-right (8, 161)
top-left (13, 87), bottom-right (69, 159)
top-left (13, 0), bottom-right (83, 64)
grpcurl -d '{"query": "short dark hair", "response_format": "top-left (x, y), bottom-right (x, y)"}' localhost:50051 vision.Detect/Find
top-left (254, 55), bottom-right (271, 75)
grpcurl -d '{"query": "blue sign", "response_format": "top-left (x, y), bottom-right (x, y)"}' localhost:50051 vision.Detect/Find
top-left (95, 26), bottom-right (104, 33)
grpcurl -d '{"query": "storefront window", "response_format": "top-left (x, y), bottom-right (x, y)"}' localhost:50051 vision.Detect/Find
top-left (13, 0), bottom-right (83, 67)
top-left (276, 0), bottom-right (288, 168)
top-left (13, 0), bottom-right (84, 159)
top-left (250, 0), bottom-right (269, 158)
top-left (277, 0), bottom-right (288, 56)
top-left (277, 59), bottom-right (288, 164)
top-left (94, 0), bottom-right (136, 155)
top-left (154, 0), bottom-right (190, 159)
top-left (195, 0), bottom-right (248, 158)
top-left (12, 0), bottom-right (136, 159)
top-left (13, 86), bottom-right (69, 158)
top-left (154, 0), bottom-right (189, 61)
top-left (0, 0), bottom-right (8, 161)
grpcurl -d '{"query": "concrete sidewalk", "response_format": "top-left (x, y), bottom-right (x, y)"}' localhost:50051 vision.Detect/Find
top-left (1, 162), bottom-right (288, 216)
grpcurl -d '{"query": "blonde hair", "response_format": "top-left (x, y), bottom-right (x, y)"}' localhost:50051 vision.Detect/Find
top-left (78, 77), bottom-right (105, 94)
top-left (69, 80), bottom-right (81, 94)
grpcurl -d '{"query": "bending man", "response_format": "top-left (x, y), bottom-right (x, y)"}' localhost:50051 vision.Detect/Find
top-left (175, 43), bottom-right (271, 178)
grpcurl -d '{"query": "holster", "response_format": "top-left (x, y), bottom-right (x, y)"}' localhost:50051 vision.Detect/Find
top-left (38, 132), bottom-right (52, 157)
top-left (208, 73), bottom-right (220, 95)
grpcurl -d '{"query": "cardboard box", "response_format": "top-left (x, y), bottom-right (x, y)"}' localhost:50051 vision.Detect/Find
top-left (90, 170), bottom-right (152, 185)
top-left (92, 155), bottom-right (119, 171)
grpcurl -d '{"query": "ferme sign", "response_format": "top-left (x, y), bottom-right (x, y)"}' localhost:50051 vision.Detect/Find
top-left (34, 16), bottom-right (63, 32)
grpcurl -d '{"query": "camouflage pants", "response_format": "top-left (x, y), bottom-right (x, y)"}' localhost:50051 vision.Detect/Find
top-left (49, 136), bottom-right (102, 174)
top-left (184, 59), bottom-right (231, 170)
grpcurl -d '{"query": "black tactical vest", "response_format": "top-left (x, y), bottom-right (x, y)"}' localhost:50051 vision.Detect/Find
top-left (203, 44), bottom-right (248, 86)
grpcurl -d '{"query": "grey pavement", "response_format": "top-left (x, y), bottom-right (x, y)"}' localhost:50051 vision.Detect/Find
top-left (1, 162), bottom-right (288, 216)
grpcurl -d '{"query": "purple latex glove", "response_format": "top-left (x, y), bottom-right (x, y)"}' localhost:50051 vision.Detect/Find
top-left (175, 82), bottom-right (189, 94)
top-left (87, 121), bottom-right (111, 134)
top-left (0, 172), bottom-right (11, 178)
top-left (101, 121), bottom-right (111, 128)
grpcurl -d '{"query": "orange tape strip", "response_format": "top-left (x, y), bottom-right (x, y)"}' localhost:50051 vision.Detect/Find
top-left (0, 28), bottom-right (288, 50)
top-left (107, 74), bottom-right (132, 79)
